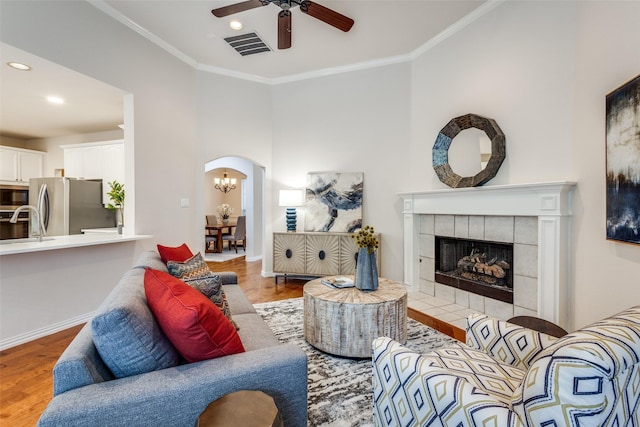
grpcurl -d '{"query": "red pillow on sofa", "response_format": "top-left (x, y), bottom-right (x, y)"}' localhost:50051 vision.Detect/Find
top-left (157, 243), bottom-right (193, 264)
top-left (144, 269), bottom-right (245, 363)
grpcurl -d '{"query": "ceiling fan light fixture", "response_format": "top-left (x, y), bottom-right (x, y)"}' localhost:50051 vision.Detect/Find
top-left (229, 20), bottom-right (243, 30)
top-left (211, 0), bottom-right (354, 50)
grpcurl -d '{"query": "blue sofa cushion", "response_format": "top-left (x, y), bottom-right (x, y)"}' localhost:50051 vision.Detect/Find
top-left (92, 268), bottom-right (181, 378)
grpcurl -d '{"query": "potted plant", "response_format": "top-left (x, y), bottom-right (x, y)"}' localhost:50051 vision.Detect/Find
top-left (106, 181), bottom-right (125, 229)
top-left (351, 225), bottom-right (379, 291)
top-left (216, 203), bottom-right (234, 224)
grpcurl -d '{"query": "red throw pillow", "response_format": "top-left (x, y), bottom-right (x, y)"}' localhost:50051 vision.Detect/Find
top-left (157, 243), bottom-right (194, 264)
top-left (144, 269), bottom-right (245, 363)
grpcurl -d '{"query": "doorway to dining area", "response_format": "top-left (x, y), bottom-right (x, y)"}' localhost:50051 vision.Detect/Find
top-left (204, 156), bottom-right (265, 263)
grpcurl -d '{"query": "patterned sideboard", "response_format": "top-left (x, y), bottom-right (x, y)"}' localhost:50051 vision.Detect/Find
top-left (273, 232), bottom-right (381, 280)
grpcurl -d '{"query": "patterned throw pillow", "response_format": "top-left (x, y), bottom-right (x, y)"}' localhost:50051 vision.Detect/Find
top-left (166, 252), bottom-right (235, 327)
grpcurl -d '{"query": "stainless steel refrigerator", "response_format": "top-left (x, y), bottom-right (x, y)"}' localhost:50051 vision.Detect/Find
top-left (29, 177), bottom-right (115, 236)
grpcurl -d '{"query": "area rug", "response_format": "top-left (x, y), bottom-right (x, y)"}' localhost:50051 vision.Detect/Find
top-left (254, 298), bottom-right (460, 427)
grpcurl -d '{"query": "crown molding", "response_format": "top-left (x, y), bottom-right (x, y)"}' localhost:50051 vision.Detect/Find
top-left (270, 54), bottom-right (412, 85)
top-left (88, 0), bottom-right (199, 69)
top-left (196, 63), bottom-right (272, 85)
top-left (90, 0), bottom-right (506, 86)
top-left (411, 0), bottom-right (506, 60)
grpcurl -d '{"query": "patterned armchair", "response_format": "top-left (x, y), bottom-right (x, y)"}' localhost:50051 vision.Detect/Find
top-left (372, 306), bottom-right (640, 427)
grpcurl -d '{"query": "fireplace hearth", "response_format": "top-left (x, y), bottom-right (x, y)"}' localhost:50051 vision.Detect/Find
top-left (401, 182), bottom-right (576, 329)
top-left (435, 236), bottom-right (513, 303)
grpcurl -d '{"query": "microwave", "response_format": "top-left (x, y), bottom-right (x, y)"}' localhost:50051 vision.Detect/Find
top-left (0, 185), bottom-right (29, 208)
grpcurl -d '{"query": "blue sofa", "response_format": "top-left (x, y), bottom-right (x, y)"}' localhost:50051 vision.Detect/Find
top-left (37, 251), bottom-right (308, 426)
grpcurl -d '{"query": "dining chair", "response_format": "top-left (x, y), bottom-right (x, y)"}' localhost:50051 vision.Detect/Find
top-left (223, 215), bottom-right (246, 253)
top-left (205, 215), bottom-right (217, 252)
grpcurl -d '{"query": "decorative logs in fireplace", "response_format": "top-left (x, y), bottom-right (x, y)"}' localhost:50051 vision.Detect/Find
top-left (457, 248), bottom-right (510, 284)
top-left (435, 236), bottom-right (514, 303)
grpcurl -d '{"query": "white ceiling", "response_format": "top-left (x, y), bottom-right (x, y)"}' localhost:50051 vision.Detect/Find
top-left (99, 0), bottom-right (486, 80)
top-left (0, 43), bottom-right (125, 140)
top-left (1, 0), bottom-right (487, 140)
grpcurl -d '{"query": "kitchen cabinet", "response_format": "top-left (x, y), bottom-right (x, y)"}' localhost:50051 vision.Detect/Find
top-left (64, 146), bottom-right (103, 179)
top-left (273, 231), bottom-right (381, 281)
top-left (63, 140), bottom-right (124, 205)
top-left (0, 146), bottom-right (44, 185)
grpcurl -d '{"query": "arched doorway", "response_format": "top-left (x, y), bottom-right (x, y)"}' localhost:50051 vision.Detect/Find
top-left (204, 156), bottom-right (265, 261)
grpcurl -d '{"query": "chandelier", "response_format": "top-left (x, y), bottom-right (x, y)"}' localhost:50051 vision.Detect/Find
top-left (214, 170), bottom-right (237, 193)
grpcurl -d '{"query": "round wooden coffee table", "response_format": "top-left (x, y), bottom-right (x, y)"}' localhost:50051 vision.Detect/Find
top-left (303, 276), bottom-right (407, 358)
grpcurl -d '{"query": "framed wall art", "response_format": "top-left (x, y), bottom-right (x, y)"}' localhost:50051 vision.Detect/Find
top-left (304, 172), bottom-right (363, 232)
top-left (606, 74), bottom-right (640, 245)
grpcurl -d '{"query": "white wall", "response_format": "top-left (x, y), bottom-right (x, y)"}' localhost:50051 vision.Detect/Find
top-left (570, 1), bottom-right (640, 327)
top-left (270, 64), bottom-right (412, 279)
top-left (410, 1), bottom-right (577, 191)
top-left (196, 72), bottom-right (273, 263)
top-left (409, 0), bottom-right (640, 328)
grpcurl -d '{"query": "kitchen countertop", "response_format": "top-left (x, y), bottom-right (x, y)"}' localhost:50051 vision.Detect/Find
top-left (81, 227), bottom-right (119, 234)
top-left (0, 233), bottom-right (152, 256)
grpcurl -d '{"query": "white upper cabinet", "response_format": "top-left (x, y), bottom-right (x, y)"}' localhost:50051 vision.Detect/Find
top-left (0, 146), bottom-right (45, 185)
top-left (63, 145), bottom-right (104, 179)
top-left (63, 140), bottom-right (124, 205)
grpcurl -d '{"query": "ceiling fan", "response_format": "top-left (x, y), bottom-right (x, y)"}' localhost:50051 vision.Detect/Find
top-left (211, 0), bottom-right (354, 50)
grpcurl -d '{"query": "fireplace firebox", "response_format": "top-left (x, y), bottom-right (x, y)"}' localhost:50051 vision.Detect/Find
top-left (435, 236), bottom-right (514, 303)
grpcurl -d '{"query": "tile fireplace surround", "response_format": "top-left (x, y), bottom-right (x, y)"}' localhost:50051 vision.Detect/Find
top-left (401, 182), bottom-right (577, 331)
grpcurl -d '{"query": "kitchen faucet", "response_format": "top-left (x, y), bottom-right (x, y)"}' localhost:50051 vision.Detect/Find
top-left (10, 205), bottom-right (46, 242)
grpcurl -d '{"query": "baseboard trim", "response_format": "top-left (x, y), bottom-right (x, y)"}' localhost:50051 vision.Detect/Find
top-left (408, 307), bottom-right (466, 342)
top-left (0, 311), bottom-right (94, 351)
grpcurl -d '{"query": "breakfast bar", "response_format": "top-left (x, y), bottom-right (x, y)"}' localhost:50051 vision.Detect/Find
top-left (0, 234), bottom-right (152, 351)
top-left (0, 233), bottom-right (151, 256)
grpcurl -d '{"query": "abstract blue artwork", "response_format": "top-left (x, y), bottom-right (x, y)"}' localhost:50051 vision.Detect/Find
top-left (606, 74), bottom-right (640, 245)
top-left (304, 172), bottom-right (363, 232)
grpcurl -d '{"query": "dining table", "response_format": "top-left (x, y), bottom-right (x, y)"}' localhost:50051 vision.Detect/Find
top-left (205, 220), bottom-right (236, 253)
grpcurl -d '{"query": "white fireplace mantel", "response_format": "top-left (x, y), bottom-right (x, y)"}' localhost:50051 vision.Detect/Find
top-left (400, 181), bottom-right (577, 329)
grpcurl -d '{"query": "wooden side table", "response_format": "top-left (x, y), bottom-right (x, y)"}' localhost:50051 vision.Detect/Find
top-left (303, 276), bottom-right (407, 358)
top-left (198, 391), bottom-right (282, 427)
top-left (507, 315), bottom-right (568, 338)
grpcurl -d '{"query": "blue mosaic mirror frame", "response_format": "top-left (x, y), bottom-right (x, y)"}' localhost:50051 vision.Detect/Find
top-left (432, 113), bottom-right (506, 188)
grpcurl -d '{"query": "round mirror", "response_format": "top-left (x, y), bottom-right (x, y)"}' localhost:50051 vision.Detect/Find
top-left (432, 113), bottom-right (505, 188)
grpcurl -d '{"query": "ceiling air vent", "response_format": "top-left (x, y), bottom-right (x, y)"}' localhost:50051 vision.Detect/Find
top-left (224, 32), bottom-right (272, 56)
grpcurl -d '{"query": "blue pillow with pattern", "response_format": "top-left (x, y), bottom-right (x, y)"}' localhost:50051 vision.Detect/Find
top-left (166, 252), bottom-right (235, 327)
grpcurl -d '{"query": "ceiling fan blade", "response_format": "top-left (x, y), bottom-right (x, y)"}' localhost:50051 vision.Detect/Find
top-left (211, 0), bottom-right (267, 18)
top-left (299, 0), bottom-right (354, 32)
top-left (278, 10), bottom-right (292, 49)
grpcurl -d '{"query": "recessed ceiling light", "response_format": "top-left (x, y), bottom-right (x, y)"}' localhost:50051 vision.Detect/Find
top-left (230, 20), bottom-right (243, 31)
top-left (7, 61), bottom-right (31, 71)
top-left (46, 96), bottom-right (65, 105)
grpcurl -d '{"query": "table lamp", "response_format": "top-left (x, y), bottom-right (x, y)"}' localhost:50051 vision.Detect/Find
top-left (278, 189), bottom-right (304, 232)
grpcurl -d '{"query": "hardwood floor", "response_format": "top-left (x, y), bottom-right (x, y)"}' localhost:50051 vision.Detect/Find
top-left (0, 257), bottom-right (304, 426)
top-left (0, 256), bottom-right (448, 425)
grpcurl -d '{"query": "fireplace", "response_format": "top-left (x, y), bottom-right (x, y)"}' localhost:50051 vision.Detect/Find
top-left (435, 236), bottom-right (513, 303)
top-left (401, 182), bottom-right (576, 330)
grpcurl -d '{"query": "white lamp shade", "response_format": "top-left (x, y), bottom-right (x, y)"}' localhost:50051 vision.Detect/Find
top-left (279, 189), bottom-right (304, 207)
